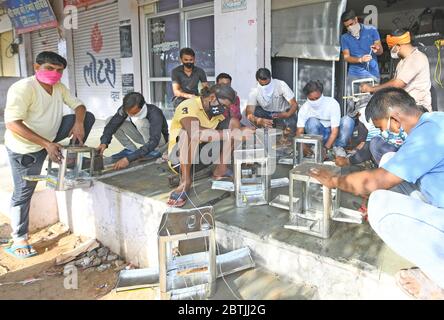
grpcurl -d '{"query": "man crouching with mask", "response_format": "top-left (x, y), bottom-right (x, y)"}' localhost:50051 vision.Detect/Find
top-left (246, 68), bottom-right (299, 135)
top-left (167, 85), bottom-right (255, 208)
top-left (296, 80), bottom-right (356, 159)
top-left (97, 92), bottom-right (169, 170)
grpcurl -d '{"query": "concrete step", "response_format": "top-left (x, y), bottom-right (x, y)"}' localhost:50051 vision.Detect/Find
top-left (54, 163), bottom-right (412, 299)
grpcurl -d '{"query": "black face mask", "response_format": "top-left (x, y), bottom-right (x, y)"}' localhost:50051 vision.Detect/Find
top-left (209, 98), bottom-right (226, 116)
top-left (210, 105), bottom-right (225, 116)
top-left (183, 62), bottom-right (194, 69)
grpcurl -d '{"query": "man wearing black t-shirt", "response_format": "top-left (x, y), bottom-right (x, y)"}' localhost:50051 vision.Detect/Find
top-left (171, 47), bottom-right (208, 109)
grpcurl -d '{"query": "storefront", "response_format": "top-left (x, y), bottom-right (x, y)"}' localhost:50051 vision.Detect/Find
top-left (269, 0), bottom-right (444, 112)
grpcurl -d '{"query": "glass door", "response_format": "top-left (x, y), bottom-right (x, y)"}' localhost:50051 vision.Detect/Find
top-left (145, 2), bottom-right (214, 117)
top-left (185, 8), bottom-right (215, 77)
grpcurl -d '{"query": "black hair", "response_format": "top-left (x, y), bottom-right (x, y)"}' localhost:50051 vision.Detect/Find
top-left (391, 28), bottom-right (410, 37)
top-left (256, 68), bottom-right (272, 81)
top-left (36, 51), bottom-right (67, 69)
top-left (201, 84), bottom-right (236, 104)
top-left (180, 47), bottom-right (196, 58)
top-left (123, 92), bottom-right (145, 111)
top-left (341, 9), bottom-right (356, 22)
top-left (216, 73), bottom-right (232, 83)
top-left (303, 80), bottom-right (324, 96)
top-left (365, 87), bottom-right (422, 121)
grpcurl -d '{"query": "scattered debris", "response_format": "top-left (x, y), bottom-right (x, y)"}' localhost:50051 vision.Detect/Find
top-left (97, 247), bottom-right (109, 258)
top-left (56, 239), bottom-right (100, 265)
top-left (0, 265), bottom-right (9, 276)
top-left (87, 249), bottom-right (97, 258)
top-left (96, 264), bottom-right (111, 272)
top-left (96, 283), bottom-right (109, 290)
top-left (43, 270), bottom-right (63, 277)
top-left (0, 278), bottom-right (43, 287)
top-left (106, 254), bottom-right (118, 262)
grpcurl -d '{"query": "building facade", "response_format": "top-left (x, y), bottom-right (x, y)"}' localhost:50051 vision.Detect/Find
top-left (2, 0), bottom-right (443, 119)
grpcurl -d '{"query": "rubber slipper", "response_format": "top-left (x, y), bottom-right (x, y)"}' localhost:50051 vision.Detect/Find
top-left (395, 267), bottom-right (444, 300)
top-left (167, 191), bottom-right (188, 208)
top-left (4, 244), bottom-right (38, 260)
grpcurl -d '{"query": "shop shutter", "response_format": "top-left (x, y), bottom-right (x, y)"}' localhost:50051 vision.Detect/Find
top-left (72, 1), bottom-right (122, 120)
top-left (31, 27), bottom-right (60, 62)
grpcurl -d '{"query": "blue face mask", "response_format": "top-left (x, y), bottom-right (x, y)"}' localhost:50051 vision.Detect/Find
top-left (381, 117), bottom-right (403, 138)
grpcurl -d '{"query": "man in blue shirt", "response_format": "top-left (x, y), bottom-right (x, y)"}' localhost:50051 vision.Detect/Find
top-left (310, 88), bottom-right (444, 300)
top-left (341, 10), bottom-right (384, 96)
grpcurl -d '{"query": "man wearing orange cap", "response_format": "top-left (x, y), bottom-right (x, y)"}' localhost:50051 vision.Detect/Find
top-left (361, 29), bottom-right (432, 111)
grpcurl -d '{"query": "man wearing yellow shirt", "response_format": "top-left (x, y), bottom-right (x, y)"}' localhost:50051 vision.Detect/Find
top-left (4, 51), bottom-right (95, 259)
top-left (168, 84), bottom-right (254, 207)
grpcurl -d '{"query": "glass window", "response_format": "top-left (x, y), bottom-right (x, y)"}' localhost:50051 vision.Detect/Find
top-left (271, 57), bottom-right (294, 90)
top-left (151, 81), bottom-right (174, 111)
top-left (149, 14), bottom-right (181, 78)
top-left (188, 15), bottom-right (215, 76)
top-left (272, 0), bottom-right (346, 60)
top-left (183, 0), bottom-right (211, 7)
top-left (298, 59), bottom-right (333, 100)
top-left (158, 0), bottom-right (179, 12)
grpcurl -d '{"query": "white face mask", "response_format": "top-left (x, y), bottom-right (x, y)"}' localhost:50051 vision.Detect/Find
top-left (390, 46), bottom-right (400, 59)
top-left (259, 79), bottom-right (275, 102)
top-left (307, 95), bottom-right (324, 108)
top-left (347, 22), bottom-right (361, 39)
top-left (130, 104), bottom-right (147, 121)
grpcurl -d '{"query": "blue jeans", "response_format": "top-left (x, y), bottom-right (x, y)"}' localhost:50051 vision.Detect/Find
top-left (349, 135), bottom-right (399, 165)
top-left (304, 116), bottom-right (356, 147)
top-left (254, 106), bottom-right (298, 134)
top-left (7, 112), bottom-right (95, 241)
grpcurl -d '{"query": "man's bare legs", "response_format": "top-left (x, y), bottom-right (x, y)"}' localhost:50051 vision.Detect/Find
top-left (213, 118), bottom-right (241, 177)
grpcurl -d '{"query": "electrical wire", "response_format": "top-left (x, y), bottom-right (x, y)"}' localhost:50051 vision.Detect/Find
top-left (435, 40), bottom-right (443, 88)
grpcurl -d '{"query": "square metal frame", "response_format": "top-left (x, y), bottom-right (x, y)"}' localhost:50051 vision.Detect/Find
top-left (286, 163), bottom-right (340, 239)
top-left (158, 206), bottom-right (216, 300)
top-left (293, 135), bottom-right (323, 166)
top-left (234, 149), bottom-right (269, 208)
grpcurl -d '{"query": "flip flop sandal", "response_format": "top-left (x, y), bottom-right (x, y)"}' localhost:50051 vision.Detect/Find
top-left (395, 267), bottom-right (444, 300)
top-left (4, 244), bottom-right (38, 260)
top-left (167, 191), bottom-right (188, 208)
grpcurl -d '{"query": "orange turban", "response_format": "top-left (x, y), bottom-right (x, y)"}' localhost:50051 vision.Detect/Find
top-left (386, 31), bottom-right (411, 48)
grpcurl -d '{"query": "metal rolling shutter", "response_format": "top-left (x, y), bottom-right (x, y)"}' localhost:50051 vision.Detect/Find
top-left (72, 1), bottom-right (121, 120)
top-left (31, 28), bottom-right (60, 62)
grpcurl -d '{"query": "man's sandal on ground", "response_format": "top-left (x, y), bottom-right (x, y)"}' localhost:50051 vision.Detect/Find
top-left (395, 267), bottom-right (444, 300)
top-left (4, 244), bottom-right (38, 260)
top-left (167, 191), bottom-right (188, 208)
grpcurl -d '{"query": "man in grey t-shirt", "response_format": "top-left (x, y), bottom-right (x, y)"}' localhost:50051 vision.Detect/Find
top-left (171, 47), bottom-right (208, 109)
top-left (246, 68), bottom-right (299, 134)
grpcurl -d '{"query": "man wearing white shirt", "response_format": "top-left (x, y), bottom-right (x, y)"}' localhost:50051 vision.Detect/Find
top-left (296, 81), bottom-right (355, 157)
top-left (246, 68), bottom-right (299, 134)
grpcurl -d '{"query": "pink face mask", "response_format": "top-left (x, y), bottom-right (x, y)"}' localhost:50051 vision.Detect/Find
top-left (35, 70), bottom-right (63, 85)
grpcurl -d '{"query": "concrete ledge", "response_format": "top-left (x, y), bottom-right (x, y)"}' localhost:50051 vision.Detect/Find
top-left (0, 163), bottom-right (59, 233)
top-left (0, 188), bottom-right (59, 233)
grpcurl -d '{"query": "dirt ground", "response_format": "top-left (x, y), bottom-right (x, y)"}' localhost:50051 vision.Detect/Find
top-left (0, 214), bottom-right (150, 300)
top-left (0, 213), bottom-right (317, 300)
